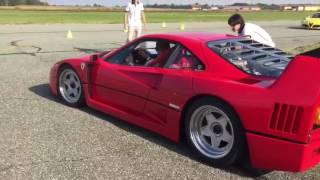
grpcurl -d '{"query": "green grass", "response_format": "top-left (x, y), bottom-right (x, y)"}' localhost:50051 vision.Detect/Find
top-left (0, 10), bottom-right (314, 24)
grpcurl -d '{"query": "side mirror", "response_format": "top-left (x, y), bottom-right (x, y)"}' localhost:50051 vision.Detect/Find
top-left (90, 54), bottom-right (98, 63)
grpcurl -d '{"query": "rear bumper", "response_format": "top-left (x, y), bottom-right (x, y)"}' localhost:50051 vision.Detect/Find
top-left (246, 132), bottom-right (320, 172)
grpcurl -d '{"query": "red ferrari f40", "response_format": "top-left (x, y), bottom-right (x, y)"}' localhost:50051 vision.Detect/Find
top-left (49, 33), bottom-right (320, 172)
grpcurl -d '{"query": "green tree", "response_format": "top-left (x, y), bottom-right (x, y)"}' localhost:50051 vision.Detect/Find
top-left (0, 0), bottom-right (45, 6)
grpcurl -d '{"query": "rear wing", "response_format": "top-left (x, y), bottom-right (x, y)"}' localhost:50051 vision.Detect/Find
top-left (272, 54), bottom-right (320, 101)
top-left (269, 53), bottom-right (320, 138)
top-left (270, 47), bottom-right (319, 94)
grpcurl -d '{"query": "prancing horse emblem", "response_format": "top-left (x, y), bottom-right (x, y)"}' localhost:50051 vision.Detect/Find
top-left (81, 63), bottom-right (85, 70)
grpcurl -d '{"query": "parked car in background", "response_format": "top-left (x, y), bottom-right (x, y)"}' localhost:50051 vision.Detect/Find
top-left (302, 12), bottom-right (320, 29)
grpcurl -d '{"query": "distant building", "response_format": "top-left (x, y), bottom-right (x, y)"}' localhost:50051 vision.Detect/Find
top-left (281, 5), bottom-right (294, 11)
top-left (304, 5), bottom-right (320, 11)
top-left (210, 6), bottom-right (219, 11)
top-left (192, 3), bottom-right (202, 10)
top-left (250, 6), bottom-right (262, 11)
top-left (297, 5), bottom-right (305, 11)
top-left (222, 5), bottom-right (261, 11)
top-left (191, 3), bottom-right (261, 12)
top-left (280, 4), bottom-right (320, 11)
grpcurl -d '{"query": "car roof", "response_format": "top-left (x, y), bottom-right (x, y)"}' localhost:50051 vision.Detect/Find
top-left (142, 32), bottom-right (240, 43)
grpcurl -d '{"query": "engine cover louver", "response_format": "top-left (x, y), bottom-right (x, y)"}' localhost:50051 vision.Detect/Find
top-left (269, 103), bottom-right (304, 134)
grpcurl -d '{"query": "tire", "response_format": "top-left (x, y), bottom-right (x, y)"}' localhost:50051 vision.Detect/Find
top-left (185, 97), bottom-right (246, 168)
top-left (58, 65), bottom-right (85, 107)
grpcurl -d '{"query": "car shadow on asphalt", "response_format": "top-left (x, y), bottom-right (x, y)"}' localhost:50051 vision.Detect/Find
top-left (29, 83), bottom-right (270, 179)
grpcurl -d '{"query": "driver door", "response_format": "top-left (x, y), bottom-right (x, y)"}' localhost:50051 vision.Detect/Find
top-left (90, 39), bottom-right (165, 121)
top-left (143, 45), bottom-right (206, 129)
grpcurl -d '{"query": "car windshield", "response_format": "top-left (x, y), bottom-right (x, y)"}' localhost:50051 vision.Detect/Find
top-left (312, 13), bottom-right (320, 18)
top-left (208, 39), bottom-right (293, 77)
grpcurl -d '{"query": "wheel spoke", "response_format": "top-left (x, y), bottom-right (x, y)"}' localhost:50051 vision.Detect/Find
top-left (65, 73), bottom-right (71, 80)
top-left (211, 136), bottom-right (222, 148)
top-left (68, 74), bottom-right (74, 82)
top-left (71, 88), bottom-right (78, 97)
top-left (74, 74), bottom-right (79, 82)
top-left (222, 131), bottom-right (233, 144)
top-left (217, 116), bottom-right (228, 128)
top-left (205, 113), bottom-right (217, 125)
top-left (64, 79), bottom-right (71, 87)
top-left (75, 82), bottom-right (80, 89)
top-left (66, 89), bottom-right (73, 97)
top-left (201, 125), bottom-right (212, 137)
top-left (71, 74), bottom-right (78, 83)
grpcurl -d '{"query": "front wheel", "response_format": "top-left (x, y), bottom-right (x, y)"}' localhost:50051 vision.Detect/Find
top-left (58, 66), bottom-right (85, 107)
top-left (185, 97), bottom-right (246, 167)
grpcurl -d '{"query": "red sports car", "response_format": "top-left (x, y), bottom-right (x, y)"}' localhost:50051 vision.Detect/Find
top-left (49, 33), bottom-right (320, 172)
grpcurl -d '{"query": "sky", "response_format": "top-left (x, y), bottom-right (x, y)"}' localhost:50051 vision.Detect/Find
top-left (46, 0), bottom-right (320, 6)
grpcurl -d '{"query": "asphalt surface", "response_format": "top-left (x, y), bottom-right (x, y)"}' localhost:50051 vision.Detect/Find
top-left (0, 21), bottom-right (320, 180)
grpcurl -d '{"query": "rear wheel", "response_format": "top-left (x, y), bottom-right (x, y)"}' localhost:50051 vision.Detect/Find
top-left (58, 66), bottom-right (85, 107)
top-left (185, 97), bottom-right (246, 167)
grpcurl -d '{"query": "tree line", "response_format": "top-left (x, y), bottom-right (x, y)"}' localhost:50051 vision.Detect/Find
top-left (0, 0), bottom-right (46, 6)
top-left (145, 3), bottom-right (280, 10)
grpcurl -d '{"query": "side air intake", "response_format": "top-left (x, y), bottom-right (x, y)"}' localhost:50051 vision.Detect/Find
top-left (269, 103), bottom-right (304, 134)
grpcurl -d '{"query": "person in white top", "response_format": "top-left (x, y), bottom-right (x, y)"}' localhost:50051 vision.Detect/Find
top-left (124, 0), bottom-right (147, 42)
top-left (228, 13), bottom-right (275, 47)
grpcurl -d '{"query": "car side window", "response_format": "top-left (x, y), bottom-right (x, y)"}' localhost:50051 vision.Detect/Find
top-left (107, 40), bottom-right (177, 68)
top-left (107, 46), bottom-right (133, 64)
top-left (165, 46), bottom-right (205, 71)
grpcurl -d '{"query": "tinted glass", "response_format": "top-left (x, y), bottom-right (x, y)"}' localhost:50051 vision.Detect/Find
top-left (166, 46), bottom-right (205, 71)
top-left (107, 40), bottom-right (177, 68)
top-left (312, 13), bottom-right (320, 18)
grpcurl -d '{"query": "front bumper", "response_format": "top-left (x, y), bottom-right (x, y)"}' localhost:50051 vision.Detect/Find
top-left (246, 132), bottom-right (320, 172)
top-left (49, 64), bottom-right (59, 97)
top-left (302, 20), bottom-right (320, 28)
top-left (302, 20), bottom-right (309, 26)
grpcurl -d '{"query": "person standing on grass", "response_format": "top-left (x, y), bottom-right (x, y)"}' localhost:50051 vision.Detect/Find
top-left (124, 0), bottom-right (147, 42)
top-left (228, 13), bottom-right (276, 47)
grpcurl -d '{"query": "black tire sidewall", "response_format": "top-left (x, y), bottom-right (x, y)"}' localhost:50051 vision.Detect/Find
top-left (185, 97), bottom-right (246, 167)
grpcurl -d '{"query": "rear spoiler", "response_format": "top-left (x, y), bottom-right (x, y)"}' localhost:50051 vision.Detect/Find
top-left (273, 47), bottom-right (320, 94)
top-left (300, 47), bottom-right (320, 58)
top-left (270, 54), bottom-right (320, 137)
top-left (272, 54), bottom-right (320, 100)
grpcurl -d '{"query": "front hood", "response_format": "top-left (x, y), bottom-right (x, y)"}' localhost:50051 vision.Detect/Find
top-left (62, 50), bottom-right (112, 63)
top-left (65, 54), bottom-right (93, 62)
top-left (308, 18), bottom-right (320, 22)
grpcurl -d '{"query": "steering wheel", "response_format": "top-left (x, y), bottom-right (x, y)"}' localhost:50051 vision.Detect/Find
top-left (132, 48), bottom-right (150, 66)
